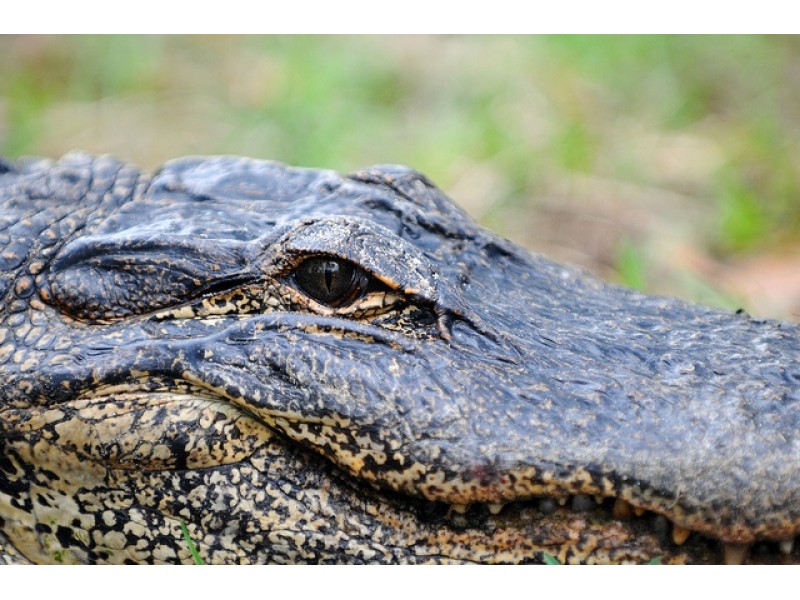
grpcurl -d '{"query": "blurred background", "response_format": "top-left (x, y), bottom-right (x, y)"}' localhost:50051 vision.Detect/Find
top-left (2, 35), bottom-right (800, 319)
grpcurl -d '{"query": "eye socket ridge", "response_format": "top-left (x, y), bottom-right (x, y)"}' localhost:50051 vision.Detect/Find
top-left (292, 255), bottom-right (375, 308)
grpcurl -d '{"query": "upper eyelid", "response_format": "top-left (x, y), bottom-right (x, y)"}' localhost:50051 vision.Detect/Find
top-left (268, 217), bottom-right (439, 303)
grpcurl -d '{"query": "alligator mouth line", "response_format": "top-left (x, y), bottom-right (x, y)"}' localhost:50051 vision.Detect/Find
top-left (397, 492), bottom-right (797, 564)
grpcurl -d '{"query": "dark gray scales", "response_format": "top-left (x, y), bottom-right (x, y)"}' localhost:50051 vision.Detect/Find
top-left (1, 152), bottom-right (799, 564)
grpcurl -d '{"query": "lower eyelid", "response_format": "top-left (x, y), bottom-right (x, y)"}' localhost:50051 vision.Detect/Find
top-left (333, 292), bottom-right (405, 315)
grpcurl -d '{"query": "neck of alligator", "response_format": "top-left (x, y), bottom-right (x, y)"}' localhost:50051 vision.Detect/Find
top-left (1, 152), bottom-right (799, 564)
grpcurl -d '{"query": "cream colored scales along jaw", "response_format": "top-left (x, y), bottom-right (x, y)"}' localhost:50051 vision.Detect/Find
top-left (1, 153), bottom-right (800, 565)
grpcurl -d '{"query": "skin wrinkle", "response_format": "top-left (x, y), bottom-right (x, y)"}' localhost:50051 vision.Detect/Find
top-left (2, 154), bottom-right (800, 564)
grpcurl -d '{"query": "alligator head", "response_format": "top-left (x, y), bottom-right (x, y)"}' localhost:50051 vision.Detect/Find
top-left (1, 153), bottom-right (799, 564)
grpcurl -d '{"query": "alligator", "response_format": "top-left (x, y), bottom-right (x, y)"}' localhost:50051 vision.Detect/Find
top-left (1, 152), bottom-right (800, 565)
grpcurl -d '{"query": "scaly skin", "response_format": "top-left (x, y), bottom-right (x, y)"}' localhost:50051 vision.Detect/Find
top-left (1, 152), bottom-right (800, 564)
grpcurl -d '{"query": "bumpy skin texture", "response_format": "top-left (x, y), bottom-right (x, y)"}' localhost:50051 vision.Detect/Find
top-left (2, 153), bottom-right (800, 564)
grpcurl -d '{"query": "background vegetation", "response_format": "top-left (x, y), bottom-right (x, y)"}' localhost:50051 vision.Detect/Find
top-left (2, 35), bottom-right (799, 319)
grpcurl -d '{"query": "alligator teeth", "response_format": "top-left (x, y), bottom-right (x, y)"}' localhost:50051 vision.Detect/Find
top-left (450, 514), bottom-right (468, 529)
top-left (672, 525), bottom-right (690, 546)
top-left (487, 503), bottom-right (505, 515)
top-left (652, 515), bottom-right (669, 539)
top-left (557, 497), bottom-right (569, 506)
top-left (779, 539), bottom-right (795, 555)
top-left (538, 498), bottom-right (557, 514)
top-left (633, 506), bottom-right (647, 517)
top-left (593, 495), bottom-right (604, 505)
top-left (571, 494), bottom-right (595, 512)
top-left (722, 543), bottom-right (750, 565)
top-left (451, 504), bottom-right (469, 514)
top-left (612, 498), bottom-right (633, 519)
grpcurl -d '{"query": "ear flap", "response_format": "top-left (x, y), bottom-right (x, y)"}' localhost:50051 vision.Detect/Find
top-left (44, 231), bottom-right (254, 321)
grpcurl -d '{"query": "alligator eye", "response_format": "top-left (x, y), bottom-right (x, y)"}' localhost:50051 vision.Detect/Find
top-left (293, 256), bottom-right (369, 307)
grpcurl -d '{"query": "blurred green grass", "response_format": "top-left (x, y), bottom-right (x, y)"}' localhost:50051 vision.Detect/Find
top-left (2, 35), bottom-right (800, 317)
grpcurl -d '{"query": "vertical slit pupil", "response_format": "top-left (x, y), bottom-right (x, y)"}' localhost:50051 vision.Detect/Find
top-left (324, 262), bottom-right (336, 293)
top-left (294, 256), bottom-right (359, 305)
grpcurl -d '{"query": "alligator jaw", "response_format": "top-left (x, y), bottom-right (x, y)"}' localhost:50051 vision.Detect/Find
top-left (2, 388), bottom-right (783, 565)
top-left (8, 335), bottom-right (796, 567)
top-left (394, 495), bottom-right (800, 564)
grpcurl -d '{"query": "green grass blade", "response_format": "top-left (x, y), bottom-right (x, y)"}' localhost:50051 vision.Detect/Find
top-left (179, 520), bottom-right (204, 565)
top-left (542, 552), bottom-right (561, 565)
